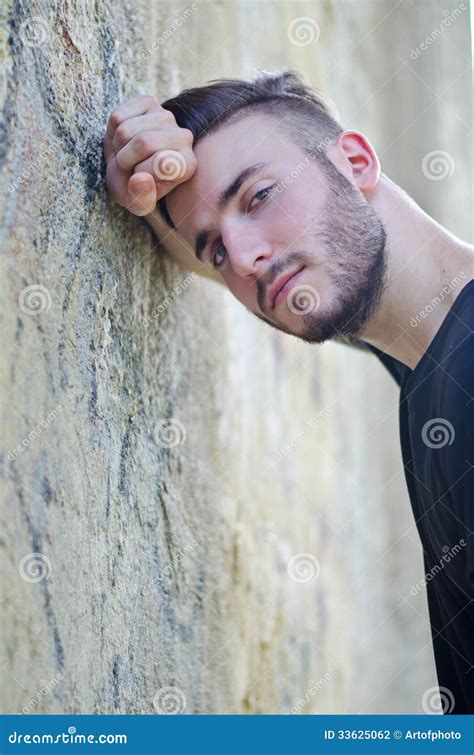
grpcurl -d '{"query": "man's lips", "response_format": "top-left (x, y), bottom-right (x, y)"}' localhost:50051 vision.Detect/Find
top-left (268, 266), bottom-right (305, 310)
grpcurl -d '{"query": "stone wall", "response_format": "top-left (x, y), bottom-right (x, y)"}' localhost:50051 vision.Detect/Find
top-left (0, 0), bottom-right (471, 714)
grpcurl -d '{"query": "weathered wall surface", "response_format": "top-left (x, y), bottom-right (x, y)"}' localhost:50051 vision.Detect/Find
top-left (0, 0), bottom-right (471, 714)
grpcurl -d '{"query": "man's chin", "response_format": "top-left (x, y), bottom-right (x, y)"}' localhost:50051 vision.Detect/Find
top-left (285, 319), bottom-right (341, 345)
top-left (252, 309), bottom-right (336, 344)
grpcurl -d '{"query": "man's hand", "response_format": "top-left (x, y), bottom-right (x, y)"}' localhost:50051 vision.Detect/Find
top-left (104, 95), bottom-right (197, 217)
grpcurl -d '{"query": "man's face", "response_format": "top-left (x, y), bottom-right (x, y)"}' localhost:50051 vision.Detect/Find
top-left (165, 113), bottom-right (387, 343)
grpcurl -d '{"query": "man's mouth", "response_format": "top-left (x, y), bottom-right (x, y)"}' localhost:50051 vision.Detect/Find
top-left (268, 266), bottom-right (306, 310)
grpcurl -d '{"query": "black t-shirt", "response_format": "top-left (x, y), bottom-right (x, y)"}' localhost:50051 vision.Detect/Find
top-left (366, 279), bottom-right (474, 714)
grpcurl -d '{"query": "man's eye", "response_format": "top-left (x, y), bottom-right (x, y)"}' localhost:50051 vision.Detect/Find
top-left (208, 186), bottom-right (274, 268)
top-left (248, 186), bottom-right (273, 211)
top-left (211, 243), bottom-right (226, 268)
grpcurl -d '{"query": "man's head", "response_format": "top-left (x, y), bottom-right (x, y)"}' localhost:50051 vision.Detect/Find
top-left (159, 70), bottom-right (388, 344)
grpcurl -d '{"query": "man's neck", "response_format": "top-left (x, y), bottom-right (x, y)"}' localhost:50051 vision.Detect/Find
top-left (358, 174), bottom-right (474, 370)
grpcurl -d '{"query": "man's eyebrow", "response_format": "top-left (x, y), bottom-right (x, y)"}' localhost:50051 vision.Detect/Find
top-left (194, 161), bottom-right (270, 261)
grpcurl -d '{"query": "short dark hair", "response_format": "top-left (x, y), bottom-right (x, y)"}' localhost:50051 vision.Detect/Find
top-left (158, 69), bottom-right (344, 228)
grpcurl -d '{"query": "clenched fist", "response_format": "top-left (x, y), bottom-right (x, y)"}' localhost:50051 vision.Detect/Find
top-left (104, 95), bottom-right (197, 217)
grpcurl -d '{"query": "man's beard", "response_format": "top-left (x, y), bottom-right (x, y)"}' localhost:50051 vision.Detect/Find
top-left (254, 164), bottom-right (388, 345)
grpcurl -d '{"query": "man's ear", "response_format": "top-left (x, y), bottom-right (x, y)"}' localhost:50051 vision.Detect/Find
top-left (326, 131), bottom-right (380, 192)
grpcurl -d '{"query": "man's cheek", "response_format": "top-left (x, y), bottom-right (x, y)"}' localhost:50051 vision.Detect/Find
top-left (225, 276), bottom-right (254, 309)
top-left (269, 218), bottom-right (304, 256)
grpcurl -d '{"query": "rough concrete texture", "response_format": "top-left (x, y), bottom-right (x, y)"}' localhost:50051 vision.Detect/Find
top-left (0, 0), bottom-right (471, 713)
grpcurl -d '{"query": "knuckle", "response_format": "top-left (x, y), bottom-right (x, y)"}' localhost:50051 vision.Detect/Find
top-left (177, 154), bottom-right (197, 183)
top-left (115, 150), bottom-right (128, 170)
top-left (108, 109), bottom-right (123, 130)
top-left (134, 133), bottom-right (152, 151)
top-left (115, 123), bottom-right (132, 144)
top-left (185, 150), bottom-right (198, 173)
top-left (180, 128), bottom-right (194, 145)
top-left (143, 94), bottom-right (158, 107)
top-left (159, 107), bottom-right (176, 125)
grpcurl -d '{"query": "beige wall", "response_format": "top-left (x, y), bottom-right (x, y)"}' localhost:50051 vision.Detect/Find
top-left (0, 0), bottom-right (471, 714)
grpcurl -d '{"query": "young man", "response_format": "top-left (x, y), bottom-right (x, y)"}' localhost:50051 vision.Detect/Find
top-left (104, 70), bottom-right (474, 713)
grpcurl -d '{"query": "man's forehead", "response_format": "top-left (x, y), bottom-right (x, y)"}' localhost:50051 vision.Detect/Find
top-left (166, 113), bottom-right (292, 232)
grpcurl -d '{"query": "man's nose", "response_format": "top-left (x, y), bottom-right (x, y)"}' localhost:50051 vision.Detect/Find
top-left (222, 223), bottom-right (272, 278)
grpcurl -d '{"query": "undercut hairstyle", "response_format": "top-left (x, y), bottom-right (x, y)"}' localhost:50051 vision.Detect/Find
top-left (157, 69), bottom-right (345, 228)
